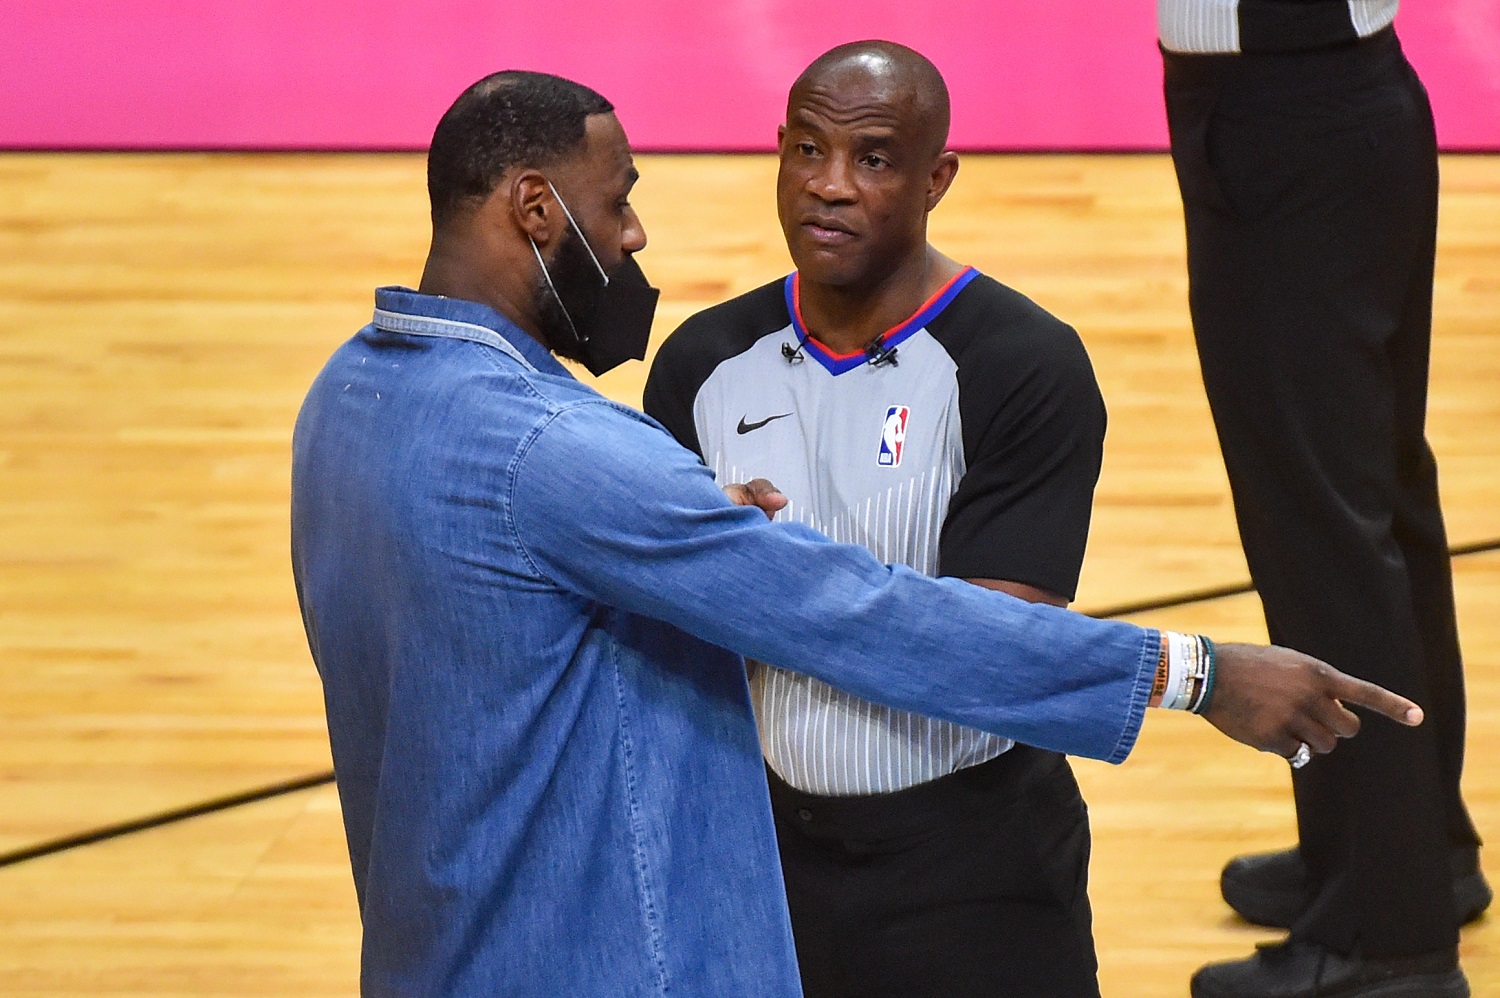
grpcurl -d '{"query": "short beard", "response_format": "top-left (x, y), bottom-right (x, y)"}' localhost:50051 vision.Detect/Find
top-left (533, 225), bottom-right (606, 364)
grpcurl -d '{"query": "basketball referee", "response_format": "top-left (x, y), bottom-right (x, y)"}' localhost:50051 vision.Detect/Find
top-left (1162, 2), bottom-right (1487, 996)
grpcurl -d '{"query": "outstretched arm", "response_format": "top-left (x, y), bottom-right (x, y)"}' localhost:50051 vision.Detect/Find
top-left (510, 400), bottom-right (1419, 765)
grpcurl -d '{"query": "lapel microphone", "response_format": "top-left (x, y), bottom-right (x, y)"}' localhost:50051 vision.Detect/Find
top-left (864, 341), bottom-right (899, 368)
top-left (782, 336), bottom-right (896, 367)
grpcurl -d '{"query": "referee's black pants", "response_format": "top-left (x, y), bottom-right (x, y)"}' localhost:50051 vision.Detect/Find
top-left (767, 745), bottom-right (1099, 998)
top-left (1164, 28), bottom-right (1479, 960)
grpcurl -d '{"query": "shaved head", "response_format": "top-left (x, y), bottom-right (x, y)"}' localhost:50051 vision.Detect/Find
top-left (776, 40), bottom-right (959, 294)
top-left (789, 41), bottom-right (951, 157)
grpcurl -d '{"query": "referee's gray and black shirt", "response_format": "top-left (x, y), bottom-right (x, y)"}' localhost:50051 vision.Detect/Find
top-left (644, 268), bottom-right (1106, 796)
top-left (1159, 0), bottom-right (1398, 54)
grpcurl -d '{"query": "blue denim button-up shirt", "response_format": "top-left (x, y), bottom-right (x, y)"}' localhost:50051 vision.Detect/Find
top-left (291, 288), bottom-right (1159, 997)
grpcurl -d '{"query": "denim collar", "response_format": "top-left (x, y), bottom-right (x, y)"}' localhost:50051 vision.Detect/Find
top-left (372, 286), bottom-right (571, 378)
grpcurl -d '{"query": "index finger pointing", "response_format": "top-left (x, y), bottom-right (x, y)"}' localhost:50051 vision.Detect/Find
top-left (1328, 671), bottom-right (1424, 727)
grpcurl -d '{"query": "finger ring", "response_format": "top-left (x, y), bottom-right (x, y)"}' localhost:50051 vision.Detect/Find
top-left (1289, 742), bottom-right (1312, 769)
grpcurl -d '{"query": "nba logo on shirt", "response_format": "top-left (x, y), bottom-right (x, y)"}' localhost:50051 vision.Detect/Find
top-left (877, 405), bottom-right (909, 467)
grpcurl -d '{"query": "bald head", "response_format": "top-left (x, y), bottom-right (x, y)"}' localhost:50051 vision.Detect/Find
top-left (789, 41), bottom-right (950, 157)
top-left (776, 39), bottom-right (960, 296)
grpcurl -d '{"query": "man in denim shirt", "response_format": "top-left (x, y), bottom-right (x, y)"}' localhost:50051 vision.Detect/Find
top-left (290, 70), bottom-right (1422, 997)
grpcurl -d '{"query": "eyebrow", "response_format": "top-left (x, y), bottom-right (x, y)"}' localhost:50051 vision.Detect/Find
top-left (787, 112), bottom-right (902, 148)
top-left (851, 128), bottom-right (900, 146)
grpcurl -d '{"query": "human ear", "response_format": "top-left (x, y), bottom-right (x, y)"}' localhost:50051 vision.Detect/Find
top-left (510, 170), bottom-right (560, 247)
top-left (926, 152), bottom-right (959, 212)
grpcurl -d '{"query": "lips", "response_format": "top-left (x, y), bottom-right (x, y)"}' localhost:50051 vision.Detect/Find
top-left (801, 214), bottom-right (856, 244)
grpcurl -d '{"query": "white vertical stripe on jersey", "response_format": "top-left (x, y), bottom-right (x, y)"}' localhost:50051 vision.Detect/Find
top-left (734, 463), bottom-right (1011, 796)
top-left (1158, 0), bottom-right (1239, 54)
top-left (1348, 0), bottom-right (1398, 37)
top-left (1159, 0), bottom-right (1398, 53)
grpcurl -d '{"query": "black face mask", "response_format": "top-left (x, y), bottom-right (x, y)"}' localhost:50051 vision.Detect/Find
top-left (530, 184), bottom-right (660, 376)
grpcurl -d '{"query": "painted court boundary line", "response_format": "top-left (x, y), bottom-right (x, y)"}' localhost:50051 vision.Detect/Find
top-left (0, 772), bottom-right (335, 868)
top-left (1087, 536), bottom-right (1500, 619)
top-left (4, 536), bottom-right (1499, 870)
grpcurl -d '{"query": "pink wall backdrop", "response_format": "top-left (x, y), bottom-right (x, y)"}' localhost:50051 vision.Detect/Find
top-left (3, 1), bottom-right (1497, 151)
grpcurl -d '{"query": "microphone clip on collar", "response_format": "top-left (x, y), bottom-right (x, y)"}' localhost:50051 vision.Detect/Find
top-left (864, 340), bottom-right (898, 368)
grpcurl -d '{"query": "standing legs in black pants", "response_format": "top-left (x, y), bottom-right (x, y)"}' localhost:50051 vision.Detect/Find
top-left (1165, 28), bottom-right (1481, 998)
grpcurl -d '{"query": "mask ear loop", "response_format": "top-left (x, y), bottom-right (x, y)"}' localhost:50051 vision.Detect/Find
top-left (530, 236), bottom-right (587, 347)
top-left (546, 181), bottom-right (610, 286)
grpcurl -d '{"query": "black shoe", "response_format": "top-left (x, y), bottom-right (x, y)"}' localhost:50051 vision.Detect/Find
top-left (1191, 939), bottom-right (1469, 998)
top-left (1221, 847), bottom-right (1492, 929)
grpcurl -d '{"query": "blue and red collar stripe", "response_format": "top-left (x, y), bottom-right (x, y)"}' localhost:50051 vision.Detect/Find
top-left (782, 267), bottom-right (979, 375)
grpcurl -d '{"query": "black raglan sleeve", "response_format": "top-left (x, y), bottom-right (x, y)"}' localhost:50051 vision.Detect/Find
top-left (933, 284), bottom-right (1107, 602)
top-left (644, 280), bottom-right (790, 460)
top-left (643, 325), bottom-right (709, 458)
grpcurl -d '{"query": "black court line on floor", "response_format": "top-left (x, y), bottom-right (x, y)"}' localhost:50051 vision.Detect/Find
top-left (0, 772), bottom-right (335, 869)
top-left (1087, 535), bottom-right (1500, 620)
top-left (4, 535), bottom-right (1499, 871)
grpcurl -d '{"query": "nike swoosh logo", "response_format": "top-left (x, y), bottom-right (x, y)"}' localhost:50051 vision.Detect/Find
top-left (736, 412), bottom-right (793, 434)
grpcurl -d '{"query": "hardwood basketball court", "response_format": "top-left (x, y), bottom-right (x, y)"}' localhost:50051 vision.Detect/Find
top-left (1, 152), bottom-right (1496, 995)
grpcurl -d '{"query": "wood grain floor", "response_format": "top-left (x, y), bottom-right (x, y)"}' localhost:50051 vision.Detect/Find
top-left (0, 152), bottom-right (1496, 995)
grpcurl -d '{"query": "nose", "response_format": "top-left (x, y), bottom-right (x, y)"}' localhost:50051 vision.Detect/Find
top-left (622, 205), bottom-right (647, 254)
top-left (807, 152), bottom-right (856, 204)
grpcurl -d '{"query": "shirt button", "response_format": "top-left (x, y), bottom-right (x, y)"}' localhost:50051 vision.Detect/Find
top-left (798, 808), bottom-right (813, 822)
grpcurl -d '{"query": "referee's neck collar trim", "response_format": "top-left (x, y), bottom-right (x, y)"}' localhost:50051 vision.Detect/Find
top-left (783, 267), bottom-right (979, 375)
